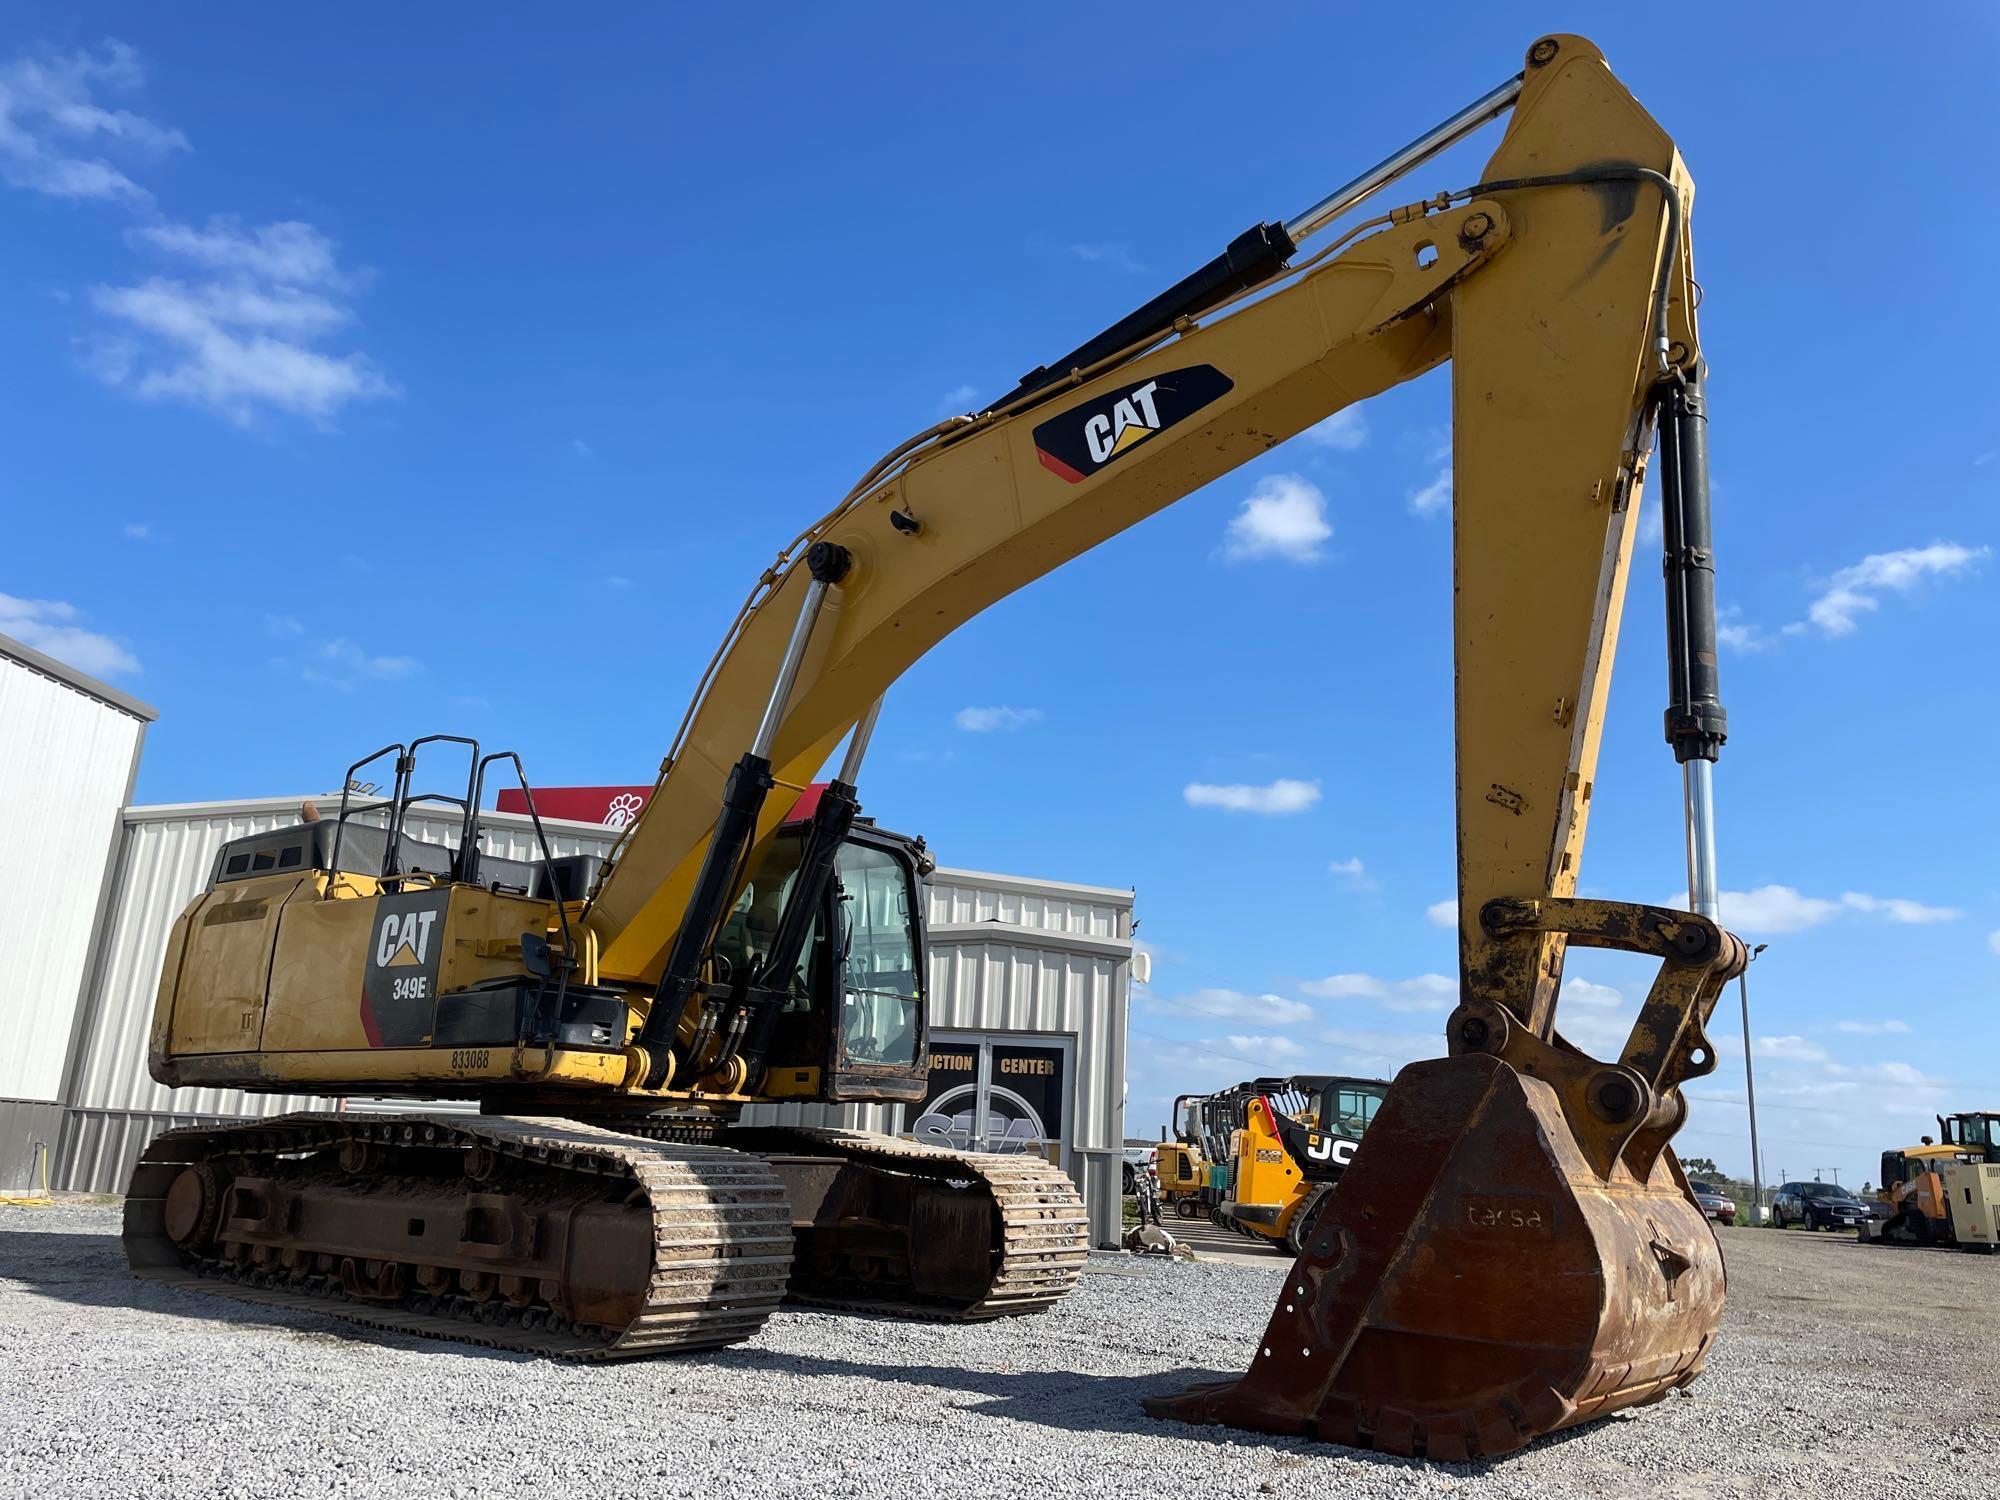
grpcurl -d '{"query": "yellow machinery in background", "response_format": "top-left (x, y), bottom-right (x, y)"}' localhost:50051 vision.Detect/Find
top-left (1865, 1113), bottom-right (2000, 1252)
top-left (1211, 1077), bottom-right (1388, 1253)
top-left (1156, 1093), bottom-right (1209, 1218)
top-left (129, 34), bottom-right (1744, 1459)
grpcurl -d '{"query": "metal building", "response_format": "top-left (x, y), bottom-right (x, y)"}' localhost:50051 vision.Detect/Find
top-left (0, 633), bottom-right (156, 1192)
top-left (43, 794), bottom-right (1135, 1244)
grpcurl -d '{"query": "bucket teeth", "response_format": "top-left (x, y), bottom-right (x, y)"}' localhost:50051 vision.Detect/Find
top-left (1144, 1052), bottom-right (1723, 1458)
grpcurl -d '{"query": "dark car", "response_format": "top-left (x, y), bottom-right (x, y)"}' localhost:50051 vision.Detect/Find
top-left (1689, 1182), bottom-right (1737, 1226)
top-left (1772, 1180), bottom-right (1868, 1231)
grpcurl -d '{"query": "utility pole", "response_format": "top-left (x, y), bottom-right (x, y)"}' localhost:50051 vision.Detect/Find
top-left (1738, 942), bottom-right (1769, 1223)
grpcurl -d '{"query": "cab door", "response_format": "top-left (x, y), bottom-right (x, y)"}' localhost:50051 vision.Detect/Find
top-left (823, 831), bottom-right (928, 1102)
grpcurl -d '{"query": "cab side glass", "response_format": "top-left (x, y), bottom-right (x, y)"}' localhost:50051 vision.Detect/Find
top-left (835, 842), bottom-right (921, 1068)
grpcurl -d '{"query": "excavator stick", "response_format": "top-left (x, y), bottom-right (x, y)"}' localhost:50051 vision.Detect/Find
top-left (1145, 36), bottom-right (1743, 1456)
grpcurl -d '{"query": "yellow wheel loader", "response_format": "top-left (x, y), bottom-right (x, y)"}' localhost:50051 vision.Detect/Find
top-left (130, 33), bottom-right (1744, 1459)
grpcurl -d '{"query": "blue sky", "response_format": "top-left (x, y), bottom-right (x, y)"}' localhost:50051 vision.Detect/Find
top-left (4, 6), bottom-right (1995, 1190)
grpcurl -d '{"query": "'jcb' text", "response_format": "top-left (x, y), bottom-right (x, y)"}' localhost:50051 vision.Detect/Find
top-left (1304, 1135), bottom-right (1358, 1167)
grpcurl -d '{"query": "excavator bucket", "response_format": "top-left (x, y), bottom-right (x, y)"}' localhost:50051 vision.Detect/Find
top-left (1143, 1050), bottom-right (1724, 1460)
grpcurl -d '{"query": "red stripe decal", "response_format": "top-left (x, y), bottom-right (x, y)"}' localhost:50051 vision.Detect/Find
top-left (358, 985), bottom-right (383, 1048)
top-left (1035, 448), bottom-right (1087, 484)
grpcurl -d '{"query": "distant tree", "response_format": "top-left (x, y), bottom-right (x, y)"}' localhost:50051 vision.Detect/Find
top-left (1681, 1156), bottom-right (1720, 1177)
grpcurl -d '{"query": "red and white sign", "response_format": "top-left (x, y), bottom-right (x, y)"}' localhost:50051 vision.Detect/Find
top-left (496, 785), bottom-right (651, 828)
top-left (496, 782), bottom-right (828, 829)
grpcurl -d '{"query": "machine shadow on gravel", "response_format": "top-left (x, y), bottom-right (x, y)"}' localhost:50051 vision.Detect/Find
top-left (0, 1228), bottom-right (539, 1358)
top-left (698, 1345), bottom-right (1637, 1467)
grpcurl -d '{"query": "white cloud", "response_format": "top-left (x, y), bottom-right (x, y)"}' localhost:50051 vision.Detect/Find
top-left (121, 522), bottom-right (150, 540)
top-left (1669, 885), bottom-right (1839, 934)
top-left (1829, 1058), bottom-right (1948, 1090)
top-left (1300, 974), bottom-right (1385, 1000)
top-left (1802, 542), bottom-right (1988, 638)
top-left (1408, 468), bottom-right (1451, 517)
top-left (1146, 987), bottom-right (1314, 1027)
top-left (954, 705), bottom-right (1042, 733)
top-left (1222, 474), bottom-right (1331, 563)
top-left (0, 592), bottom-right (140, 676)
top-left (1839, 892), bottom-right (1961, 924)
top-left (1318, 1024), bottom-right (1442, 1077)
top-left (304, 637), bottom-right (422, 689)
top-left (1834, 1019), bottom-right (1912, 1036)
top-left (1757, 1034), bottom-right (1829, 1062)
top-left (263, 613), bottom-right (304, 636)
top-left (1715, 605), bottom-right (1771, 654)
top-left (1990, 929), bottom-right (2000, 958)
top-left (1300, 971), bottom-right (1456, 1013)
top-left (89, 241), bottom-right (397, 426)
top-left (1670, 884), bottom-right (1963, 934)
top-left (0, 41), bottom-right (186, 205)
top-left (1183, 777), bottom-right (1321, 815)
top-left (1302, 409), bottom-right (1367, 452)
top-left (571, 438), bottom-right (594, 459)
top-left (1327, 856), bottom-right (1374, 890)
top-left (129, 218), bottom-right (358, 290)
top-left (1425, 899), bottom-right (1456, 929)
top-left (1068, 243), bottom-right (1143, 273)
top-left (1637, 490), bottom-right (1663, 546)
top-left (1564, 979), bottom-right (1625, 1009)
top-left (1214, 1034), bottom-right (1306, 1063)
top-left (937, 383), bottom-right (977, 414)
top-left (2, 44), bottom-right (392, 428)
top-left (1553, 993), bottom-right (1640, 1058)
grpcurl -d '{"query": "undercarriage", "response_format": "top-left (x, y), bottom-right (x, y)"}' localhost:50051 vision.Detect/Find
top-left (124, 1112), bottom-right (1089, 1358)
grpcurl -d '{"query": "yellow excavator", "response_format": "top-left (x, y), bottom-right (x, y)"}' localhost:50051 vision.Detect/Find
top-left (127, 33), bottom-right (1744, 1459)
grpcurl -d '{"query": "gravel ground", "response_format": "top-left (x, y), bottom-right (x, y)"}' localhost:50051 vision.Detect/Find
top-left (4, 1205), bottom-right (1998, 1499)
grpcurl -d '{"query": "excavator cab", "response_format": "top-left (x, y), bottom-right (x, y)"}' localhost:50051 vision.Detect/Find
top-left (725, 811), bottom-right (932, 1103)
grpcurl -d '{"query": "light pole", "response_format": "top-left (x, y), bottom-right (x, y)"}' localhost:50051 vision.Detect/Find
top-left (1739, 942), bottom-right (1769, 1224)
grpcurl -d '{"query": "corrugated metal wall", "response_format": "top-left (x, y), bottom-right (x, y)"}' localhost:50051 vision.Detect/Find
top-left (0, 651), bottom-right (148, 1102)
top-left (0, 1098), bottom-right (64, 1193)
top-left (55, 799), bottom-right (1133, 1244)
top-left (926, 870), bottom-right (1132, 1245)
top-left (927, 868), bottom-right (1129, 940)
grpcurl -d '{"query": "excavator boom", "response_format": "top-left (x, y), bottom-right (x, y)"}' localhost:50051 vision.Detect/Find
top-left (578, 31), bottom-right (1743, 1455)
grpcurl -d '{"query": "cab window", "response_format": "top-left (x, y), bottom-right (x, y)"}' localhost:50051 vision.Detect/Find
top-left (835, 842), bottom-right (921, 1068)
top-left (712, 836), bottom-right (812, 1006)
top-left (1329, 1084), bottom-right (1387, 1135)
top-left (1961, 1116), bottom-right (1992, 1148)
